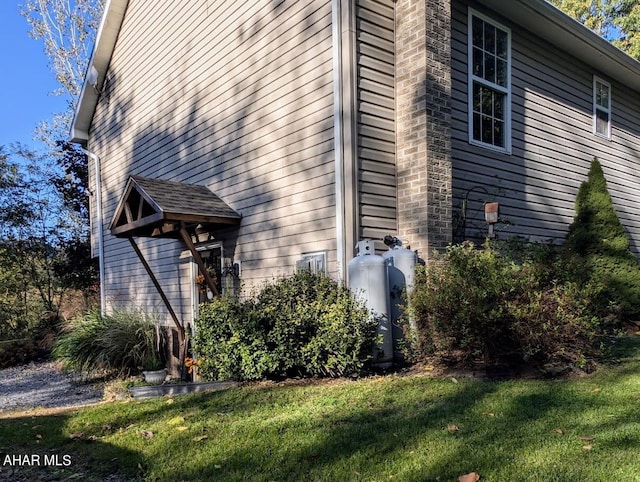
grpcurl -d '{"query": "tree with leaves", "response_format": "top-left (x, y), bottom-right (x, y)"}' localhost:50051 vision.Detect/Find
top-left (550, 0), bottom-right (640, 60)
top-left (17, 1), bottom-right (104, 306)
top-left (20, 0), bottom-right (104, 144)
top-left (0, 2), bottom-right (103, 364)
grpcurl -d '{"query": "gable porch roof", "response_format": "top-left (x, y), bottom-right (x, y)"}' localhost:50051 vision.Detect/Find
top-left (110, 175), bottom-right (241, 238)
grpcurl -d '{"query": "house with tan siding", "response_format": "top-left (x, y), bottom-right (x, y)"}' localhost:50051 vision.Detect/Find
top-left (71, 0), bottom-right (640, 359)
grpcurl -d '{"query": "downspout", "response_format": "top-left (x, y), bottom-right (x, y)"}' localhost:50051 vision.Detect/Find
top-left (332, 0), bottom-right (347, 281)
top-left (81, 148), bottom-right (106, 315)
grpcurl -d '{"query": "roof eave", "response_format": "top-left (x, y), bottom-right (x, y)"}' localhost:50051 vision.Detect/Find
top-left (69, 0), bottom-right (129, 145)
top-left (481, 0), bottom-right (640, 92)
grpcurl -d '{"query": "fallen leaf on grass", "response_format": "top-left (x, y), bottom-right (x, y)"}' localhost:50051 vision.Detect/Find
top-left (482, 412), bottom-right (495, 417)
top-left (583, 444), bottom-right (593, 451)
top-left (176, 426), bottom-right (188, 432)
top-left (165, 398), bottom-right (174, 404)
top-left (192, 435), bottom-right (208, 442)
top-left (139, 430), bottom-right (154, 439)
top-left (69, 433), bottom-right (84, 440)
top-left (447, 424), bottom-right (460, 432)
top-left (451, 377), bottom-right (458, 384)
top-left (579, 435), bottom-right (595, 441)
top-left (591, 388), bottom-right (601, 393)
top-left (35, 434), bottom-right (42, 440)
top-left (168, 416), bottom-right (186, 426)
top-left (459, 472), bottom-right (480, 482)
top-left (553, 428), bottom-right (564, 435)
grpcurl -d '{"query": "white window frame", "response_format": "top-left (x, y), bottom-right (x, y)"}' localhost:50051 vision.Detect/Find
top-left (468, 9), bottom-right (512, 153)
top-left (593, 76), bottom-right (612, 140)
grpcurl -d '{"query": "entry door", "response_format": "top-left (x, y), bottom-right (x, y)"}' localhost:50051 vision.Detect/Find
top-left (194, 243), bottom-right (223, 304)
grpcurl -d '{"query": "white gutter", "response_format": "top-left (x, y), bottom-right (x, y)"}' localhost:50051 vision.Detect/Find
top-left (81, 148), bottom-right (106, 315)
top-left (70, 0), bottom-right (128, 143)
top-left (332, 0), bottom-right (346, 281)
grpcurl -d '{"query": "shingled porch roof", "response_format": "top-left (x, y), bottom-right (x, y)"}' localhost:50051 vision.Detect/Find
top-left (110, 175), bottom-right (241, 238)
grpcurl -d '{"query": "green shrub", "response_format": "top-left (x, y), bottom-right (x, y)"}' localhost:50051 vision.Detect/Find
top-left (192, 296), bottom-right (272, 381)
top-left (564, 158), bottom-right (640, 319)
top-left (193, 272), bottom-right (376, 381)
top-left (409, 241), bottom-right (606, 369)
top-left (53, 310), bottom-right (165, 376)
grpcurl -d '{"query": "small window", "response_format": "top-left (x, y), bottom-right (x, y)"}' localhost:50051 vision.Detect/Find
top-left (594, 76), bottom-right (611, 139)
top-left (468, 10), bottom-right (511, 152)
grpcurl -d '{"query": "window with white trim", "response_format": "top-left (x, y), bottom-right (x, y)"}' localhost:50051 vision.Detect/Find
top-left (593, 76), bottom-right (611, 139)
top-left (468, 11), bottom-right (511, 152)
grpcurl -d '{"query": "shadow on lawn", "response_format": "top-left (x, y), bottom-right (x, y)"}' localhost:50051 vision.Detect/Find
top-left (5, 346), bottom-right (638, 481)
top-left (163, 379), bottom-right (507, 481)
top-left (0, 412), bottom-right (144, 481)
top-left (158, 366), bottom-right (639, 481)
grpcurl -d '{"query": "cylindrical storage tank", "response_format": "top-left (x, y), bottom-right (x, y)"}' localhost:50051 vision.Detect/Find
top-left (348, 240), bottom-right (393, 366)
top-left (383, 245), bottom-right (418, 360)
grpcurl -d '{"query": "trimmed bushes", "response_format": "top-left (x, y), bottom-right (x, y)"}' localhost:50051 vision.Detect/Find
top-left (409, 241), bottom-right (605, 369)
top-left (409, 158), bottom-right (635, 371)
top-left (193, 271), bottom-right (377, 381)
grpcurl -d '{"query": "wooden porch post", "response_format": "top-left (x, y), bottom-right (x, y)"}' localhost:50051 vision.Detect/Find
top-left (128, 237), bottom-right (185, 341)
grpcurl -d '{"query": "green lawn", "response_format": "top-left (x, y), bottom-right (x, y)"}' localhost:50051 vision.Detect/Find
top-left (2, 338), bottom-right (640, 482)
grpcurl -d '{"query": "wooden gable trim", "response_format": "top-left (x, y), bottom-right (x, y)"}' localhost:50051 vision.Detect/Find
top-left (110, 176), bottom-right (241, 238)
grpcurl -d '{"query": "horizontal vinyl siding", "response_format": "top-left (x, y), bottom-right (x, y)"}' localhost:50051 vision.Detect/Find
top-left (452, 0), bottom-right (640, 255)
top-left (90, 0), bottom-right (335, 316)
top-left (356, 0), bottom-right (396, 247)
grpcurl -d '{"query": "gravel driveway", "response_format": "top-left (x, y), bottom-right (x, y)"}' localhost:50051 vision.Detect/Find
top-left (0, 361), bottom-right (104, 412)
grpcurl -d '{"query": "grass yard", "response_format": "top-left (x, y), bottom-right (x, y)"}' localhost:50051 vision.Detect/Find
top-left (1, 338), bottom-right (640, 482)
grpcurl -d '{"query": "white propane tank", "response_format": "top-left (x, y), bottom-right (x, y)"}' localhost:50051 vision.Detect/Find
top-left (382, 237), bottom-right (418, 360)
top-left (348, 240), bottom-right (393, 366)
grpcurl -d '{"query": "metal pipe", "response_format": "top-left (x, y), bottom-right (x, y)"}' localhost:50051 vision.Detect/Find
top-left (80, 148), bottom-right (106, 314)
top-left (332, 0), bottom-right (346, 281)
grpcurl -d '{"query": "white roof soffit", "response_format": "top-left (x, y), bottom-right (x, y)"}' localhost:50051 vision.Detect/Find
top-left (69, 0), bottom-right (129, 144)
top-left (481, 0), bottom-right (640, 92)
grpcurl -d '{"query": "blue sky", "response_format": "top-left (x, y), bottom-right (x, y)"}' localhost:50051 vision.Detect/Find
top-left (0, 1), bottom-right (69, 149)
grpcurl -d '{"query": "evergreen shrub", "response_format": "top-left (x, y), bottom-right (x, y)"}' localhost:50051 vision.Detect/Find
top-left (193, 271), bottom-right (377, 381)
top-left (564, 158), bottom-right (640, 319)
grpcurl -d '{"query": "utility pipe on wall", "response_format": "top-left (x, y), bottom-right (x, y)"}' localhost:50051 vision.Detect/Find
top-left (332, 0), bottom-right (347, 281)
top-left (81, 148), bottom-right (106, 315)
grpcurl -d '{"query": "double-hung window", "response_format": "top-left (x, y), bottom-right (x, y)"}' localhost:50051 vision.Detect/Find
top-left (468, 10), bottom-right (511, 152)
top-left (593, 76), bottom-right (611, 139)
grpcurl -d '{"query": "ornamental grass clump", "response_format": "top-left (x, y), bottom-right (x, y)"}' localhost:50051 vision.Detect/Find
top-left (54, 309), bottom-right (164, 377)
top-left (193, 271), bottom-right (377, 381)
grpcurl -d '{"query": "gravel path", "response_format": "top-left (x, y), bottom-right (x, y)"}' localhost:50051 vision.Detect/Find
top-left (0, 361), bottom-right (104, 412)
